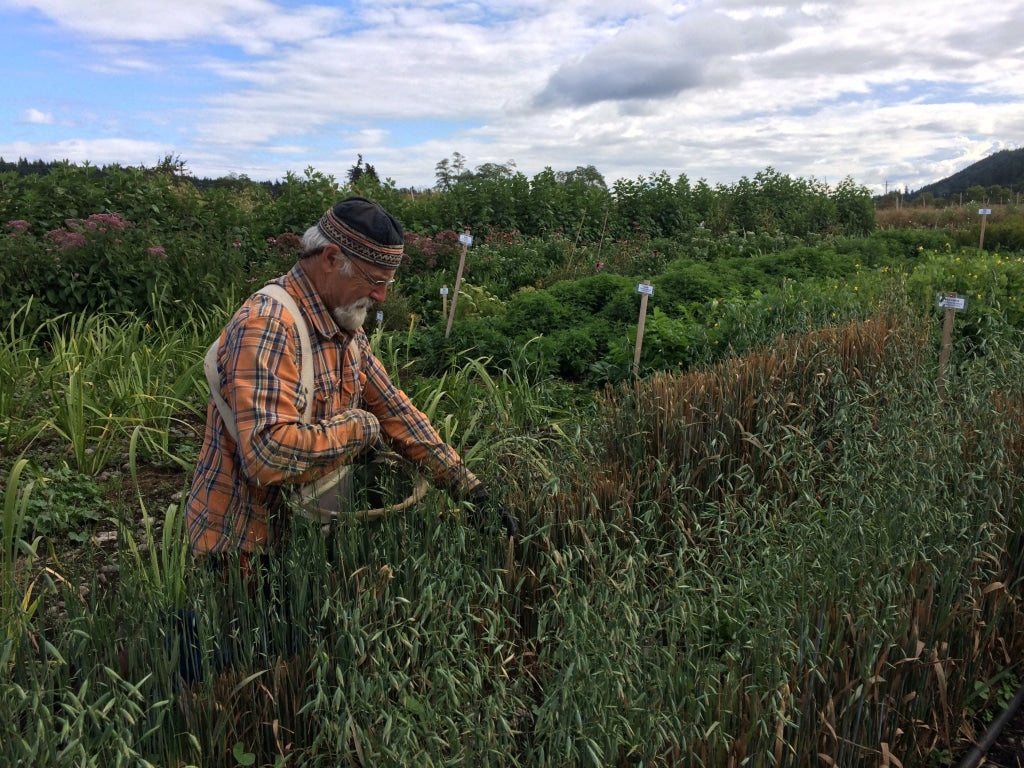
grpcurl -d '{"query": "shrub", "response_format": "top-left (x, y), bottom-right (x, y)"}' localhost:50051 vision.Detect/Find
top-left (402, 230), bottom-right (463, 275)
top-left (975, 219), bottom-right (1024, 252)
top-left (870, 228), bottom-right (955, 259)
top-left (547, 273), bottom-right (636, 322)
top-left (410, 317), bottom-right (517, 375)
top-left (635, 306), bottom-right (702, 373)
top-left (548, 324), bottom-right (600, 380)
top-left (657, 258), bottom-right (732, 303)
top-left (906, 249), bottom-right (1024, 342)
top-left (501, 289), bottom-right (572, 337)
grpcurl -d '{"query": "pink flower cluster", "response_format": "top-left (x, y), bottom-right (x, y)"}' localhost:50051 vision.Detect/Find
top-left (402, 231), bottom-right (463, 273)
top-left (265, 232), bottom-right (302, 258)
top-left (484, 228), bottom-right (523, 247)
top-left (45, 229), bottom-right (87, 250)
top-left (44, 212), bottom-right (133, 251)
top-left (404, 232), bottom-right (441, 257)
top-left (77, 212), bottom-right (131, 233)
top-left (147, 246), bottom-right (167, 259)
top-left (6, 219), bottom-right (30, 234)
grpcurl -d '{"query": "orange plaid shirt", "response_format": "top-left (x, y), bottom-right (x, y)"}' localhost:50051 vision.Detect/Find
top-left (186, 262), bottom-right (479, 554)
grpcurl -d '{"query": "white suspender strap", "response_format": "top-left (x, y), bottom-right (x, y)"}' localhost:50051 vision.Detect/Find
top-left (203, 284), bottom-right (315, 444)
top-left (203, 339), bottom-right (237, 441)
top-left (258, 284), bottom-right (314, 423)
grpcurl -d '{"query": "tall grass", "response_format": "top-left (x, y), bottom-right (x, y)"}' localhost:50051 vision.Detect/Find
top-left (4, 298), bottom-right (218, 473)
top-left (2, 459), bottom-right (39, 642)
top-left (1, 301), bottom-right (1022, 765)
top-left (579, 308), bottom-right (1024, 764)
top-left (0, 300), bottom-right (47, 456)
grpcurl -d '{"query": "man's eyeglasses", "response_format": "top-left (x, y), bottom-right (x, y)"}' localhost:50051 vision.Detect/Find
top-left (347, 257), bottom-right (396, 288)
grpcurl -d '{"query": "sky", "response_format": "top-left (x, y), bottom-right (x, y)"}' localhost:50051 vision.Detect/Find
top-left (1, 0), bottom-right (1022, 196)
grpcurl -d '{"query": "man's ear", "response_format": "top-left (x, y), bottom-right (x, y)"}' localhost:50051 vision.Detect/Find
top-left (303, 244), bottom-right (339, 283)
top-left (311, 244), bottom-right (344, 278)
top-left (319, 243), bottom-right (342, 266)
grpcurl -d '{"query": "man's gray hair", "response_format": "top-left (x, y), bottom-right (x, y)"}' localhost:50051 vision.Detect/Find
top-left (301, 223), bottom-right (354, 276)
top-left (301, 224), bottom-right (331, 255)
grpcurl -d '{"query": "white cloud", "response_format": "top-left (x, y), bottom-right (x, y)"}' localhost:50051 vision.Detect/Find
top-left (1, 0), bottom-right (1022, 193)
top-left (0, 137), bottom-right (173, 166)
top-left (22, 108), bottom-right (54, 124)
top-left (2, 0), bottom-right (340, 52)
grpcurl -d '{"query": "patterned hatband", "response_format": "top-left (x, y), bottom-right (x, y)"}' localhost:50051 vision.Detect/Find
top-left (317, 207), bottom-right (404, 269)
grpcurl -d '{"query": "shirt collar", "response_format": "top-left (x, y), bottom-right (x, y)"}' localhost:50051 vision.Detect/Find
top-left (279, 261), bottom-right (352, 343)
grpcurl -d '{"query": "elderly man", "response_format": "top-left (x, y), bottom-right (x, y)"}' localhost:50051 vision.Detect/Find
top-left (187, 196), bottom-right (515, 559)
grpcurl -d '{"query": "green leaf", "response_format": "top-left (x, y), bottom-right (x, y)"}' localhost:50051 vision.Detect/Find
top-left (232, 742), bottom-right (256, 766)
top-left (403, 694), bottom-right (425, 715)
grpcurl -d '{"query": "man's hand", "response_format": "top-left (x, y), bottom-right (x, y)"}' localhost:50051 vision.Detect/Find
top-left (467, 484), bottom-right (518, 539)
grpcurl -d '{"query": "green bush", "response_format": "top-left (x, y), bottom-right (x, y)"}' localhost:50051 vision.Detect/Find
top-left (0, 213), bottom-right (252, 329)
top-left (548, 325), bottom-right (600, 380)
top-left (636, 306), bottom-right (701, 372)
top-left (906, 249), bottom-right (1024, 354)
top-left (833, 234), bottom-right (903, 267)
top-left (411, 317), bottom-right (518, 374)
top-left (253, 167), bottom-right (341, 237)
top-left (870, 228), bottom-right (955, 259)
top-left (1, 213), bottom-right (160, 320)
top-left (754, 245), bottom-right (859, 281)
top-left (975, 218), bottom-right (1024, 252)
top-left (501, 289), bottom-right (572, 337)
top-left (546, 273), bottom-right (636, 323)
top-left (657, 258), bottom-right (732, 303)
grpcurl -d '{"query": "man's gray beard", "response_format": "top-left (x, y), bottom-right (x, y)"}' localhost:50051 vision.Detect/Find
top-left (333, 300), bottom-right (370, 332)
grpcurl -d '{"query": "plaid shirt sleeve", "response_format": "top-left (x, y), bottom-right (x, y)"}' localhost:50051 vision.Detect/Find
top-left (355, 330), bottom-right (480, 496)
top-left (228, 305), bottom-right (379, 484)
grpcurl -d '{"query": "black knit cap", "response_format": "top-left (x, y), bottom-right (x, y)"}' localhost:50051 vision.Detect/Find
top-left (317, 196), bottom-right (404, 269)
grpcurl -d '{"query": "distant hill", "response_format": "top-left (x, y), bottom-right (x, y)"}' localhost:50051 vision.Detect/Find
top-left (910, 147), bottom-right (1024, 201)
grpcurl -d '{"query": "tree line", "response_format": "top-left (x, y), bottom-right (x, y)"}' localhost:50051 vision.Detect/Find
top-left (1, 154), bottom-right (875, 244)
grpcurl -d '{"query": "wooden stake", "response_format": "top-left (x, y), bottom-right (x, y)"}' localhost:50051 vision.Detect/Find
top-left (445, 229), bottom-right (471, 339)
top-left (978, 208), bottom-right (990, 250)
top-left (937, 292), bottom-right (958, 399)
top-left (633, 280), bottom-right (652, 378)
top-left (440, 284), bottom-right (448, 320)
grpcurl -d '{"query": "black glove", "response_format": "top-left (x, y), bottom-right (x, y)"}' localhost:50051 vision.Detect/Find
top-left (467, 485), bottom-right (518, 539)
